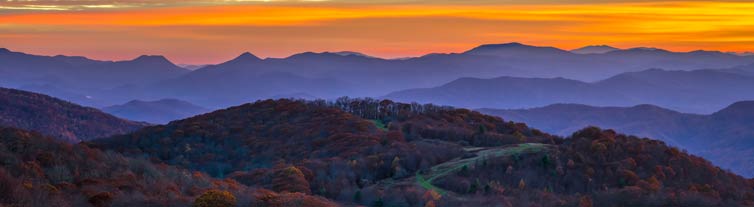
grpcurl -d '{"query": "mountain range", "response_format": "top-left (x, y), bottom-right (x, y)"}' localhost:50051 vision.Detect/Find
top-left (3, 43), bottom-right (754, 110)
top-left (385, 65), bottom-right (754, 114)
top-left (0, 48), bottom-right (188, 106)
top-left (479, 101), bottom-right (754, 177)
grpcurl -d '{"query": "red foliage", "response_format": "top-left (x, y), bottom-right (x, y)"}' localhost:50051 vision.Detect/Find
top-left (0, 87), bottom-right (146, 142)
top-left (0, 127), bottom-right (258, 206)
top-left (272, 166), bottom-right (311, 194)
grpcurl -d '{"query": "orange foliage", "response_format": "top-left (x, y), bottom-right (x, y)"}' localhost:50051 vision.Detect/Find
top-left (193, 190), bottom-right (237, 207)
top-left (272, 166), bottom-right (311, 194)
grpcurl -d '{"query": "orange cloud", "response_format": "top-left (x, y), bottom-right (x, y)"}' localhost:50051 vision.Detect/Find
top-left (1, 1), bottom-right (753, 64)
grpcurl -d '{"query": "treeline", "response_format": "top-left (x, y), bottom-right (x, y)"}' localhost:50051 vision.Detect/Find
top-left (90, 98), bottom-right (552, 206)
top-left (425, 127), bottom-right (754, 206)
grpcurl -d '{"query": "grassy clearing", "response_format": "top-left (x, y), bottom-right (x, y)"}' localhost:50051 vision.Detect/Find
top-left (415, 143), bottom-right (550, 194)
top-left (416, 173), bottom-right (446, 195)
top-left (371, 119), bottom-right (388, 131)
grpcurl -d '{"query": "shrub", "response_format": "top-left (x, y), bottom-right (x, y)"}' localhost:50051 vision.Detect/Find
top-left (272, 166), bottom-right (311, 194)
top-left (89, 192), bottom-right (114, 207)
top-left (518, 179), bottom-right (526, 190)
top-left (578, 196), bottom-right (593, 207)
top-left (193, 190), bottom-right (237, 207)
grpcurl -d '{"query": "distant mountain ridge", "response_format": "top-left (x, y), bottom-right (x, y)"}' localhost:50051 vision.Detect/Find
top-left (570, 45), bottom-right (620, 54)
top-left (149, 43), bottom-right (754, 108)
top-left (385, 67), bottom-right (754, 114)
top-left (102, 99), bottom-right (211, 124)
top-left (0, 87), bottom-right (146, 142)
top-left (0, 49), bottom-right (188, 88)
top-left (479, 101), bottom-right (754, 177)
top-left (0, 48), bottom-right (189, 107)
top-left (3, 44), bottom-right (754, 109)
top-left (464, 42), bottom-right (574, 57)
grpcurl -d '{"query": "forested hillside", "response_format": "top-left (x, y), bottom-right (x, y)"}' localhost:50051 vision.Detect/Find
top-left (0, 87), bottom-right (146, 142)
top-left (480, 101), bottom-right (754, 177)
top-left (90, 99), bottom-right (754, 206)
top-left (0, 127), bottom-right (340, 207)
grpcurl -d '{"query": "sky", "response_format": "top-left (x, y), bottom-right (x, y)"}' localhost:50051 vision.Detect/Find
top-left (1, 0), bottom-right (754, 64)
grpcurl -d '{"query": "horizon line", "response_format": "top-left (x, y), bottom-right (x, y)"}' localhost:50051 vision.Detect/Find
top-left (3, 42), bottom-right (753, 65)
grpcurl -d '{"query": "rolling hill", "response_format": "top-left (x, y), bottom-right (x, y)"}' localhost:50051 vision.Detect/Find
top-left (479, 101), bottom-right (754, 177)
top-left (0, 87), bottom-right (146, 142)
top-left (88, 98), bottom-right (754, 206)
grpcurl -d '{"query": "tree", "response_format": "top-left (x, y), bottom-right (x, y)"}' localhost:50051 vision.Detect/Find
top-left (89, 192), bottom-right (114, 207)
top-left (372, 198), bottom-right (384, 207)
top-left (478, 125), bottom-right (487, 134)
top-left (518, 179), bottom-right (526, 190)
top-left (469, 181), bottom-right (478, 194)
top-left (578, 196), bottom-right (593, 207)
top-left (353, 190), bottom-right (362, 202)
top-left (391, 156), bottom-right (407, 178)
top-left (193, 190), bottom-right (236, 207)
top-left (272, 166), bottom-right (312, 194)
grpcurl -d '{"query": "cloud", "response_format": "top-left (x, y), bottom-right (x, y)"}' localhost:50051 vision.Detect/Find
top-left (1, 1), bottom-right (753, 64)
top-left (2, 0), bottom-right (753, 12)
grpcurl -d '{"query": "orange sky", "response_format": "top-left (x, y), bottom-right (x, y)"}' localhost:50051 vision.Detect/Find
top-left (1, 0), bottom-right (753, 64)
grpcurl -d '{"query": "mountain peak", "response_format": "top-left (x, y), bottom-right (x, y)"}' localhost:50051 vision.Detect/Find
top-left (710, 101), bottom-right (754, 122)
top-left (133, 55), bottom-right (171, 63)
top-left (498, 42), bottom-right (524, 46)
top-left (332, 51), bottom-right (375, 58)
top-left (0, 48), bottom-right (9, 53)
top-left (227, 52), bottom-right (262, 63)
top-left (465, 42), bottom-right (569, 56)
top-left (716, 101), bottom-right (754, 115)
top-left (238, 52), bottom-right (259, 59)
top-left (627, 47), bottom-right (669, 52)
top-left (286, 51), bottom-right (355, 60)
top-left (571, 45), bottom-right (620, 54)
top-left (630, 104), bottom-right (672, 111)
top-left (473, 42), bottom-right (527, 49)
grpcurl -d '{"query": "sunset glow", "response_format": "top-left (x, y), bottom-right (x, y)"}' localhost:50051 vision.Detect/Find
top-left (2, 0), bottom-right (753, 64)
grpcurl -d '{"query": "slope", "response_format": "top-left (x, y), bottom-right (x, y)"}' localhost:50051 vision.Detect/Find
top-left (91, 98), bottom-right (754, 206)
top-left (480, 101), bottom-right (754, 177)
top-left (0, 87), bottom-right (146, 142)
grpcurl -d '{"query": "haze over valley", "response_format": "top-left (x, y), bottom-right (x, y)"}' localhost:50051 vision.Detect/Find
top-left (3, 44), bottom-right (754, 113)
